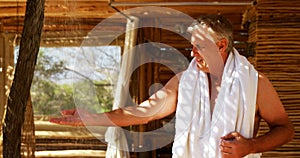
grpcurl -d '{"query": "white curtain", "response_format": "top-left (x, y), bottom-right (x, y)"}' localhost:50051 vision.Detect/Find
top-left (105, 16), bottom-right (139, 158)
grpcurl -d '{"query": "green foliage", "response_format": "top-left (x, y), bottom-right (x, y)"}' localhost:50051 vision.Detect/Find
top-left (31, 80), bottom-right (75, 115)
top-left (34, 51), bottom-right (65, 79)
top-left (94, 81), bottom-right (114, 112)
top-left (73, 80), bottom-right (113, 113)
top-left (31, 50), bottom-right (114, 116)
top-left (31, 51), bottom-right (75, 115)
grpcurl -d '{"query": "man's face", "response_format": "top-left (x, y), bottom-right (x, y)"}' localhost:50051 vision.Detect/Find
top-left (190, 28), bottom-right (227, 75)
top-left (191, 45), bottom-right (209, 73)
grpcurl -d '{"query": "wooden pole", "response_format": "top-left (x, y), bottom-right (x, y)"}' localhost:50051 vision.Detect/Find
top-left (2, 0), bottom-right (45, 157)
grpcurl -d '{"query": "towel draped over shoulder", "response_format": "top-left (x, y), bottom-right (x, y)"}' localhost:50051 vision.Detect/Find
top-left (172, 48), bottom-right (261, 158)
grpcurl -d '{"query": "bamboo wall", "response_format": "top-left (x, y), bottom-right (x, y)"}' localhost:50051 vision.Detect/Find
top-left (244, 0), bottom-right (300, 157)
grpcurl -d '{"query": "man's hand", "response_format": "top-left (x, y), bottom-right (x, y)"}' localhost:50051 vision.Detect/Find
top-left (220, 132), bottom-right (254, 158)
top-left (50, 108), bottom-right (95, 126)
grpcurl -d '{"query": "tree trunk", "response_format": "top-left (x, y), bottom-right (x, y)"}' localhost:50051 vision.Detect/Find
top-left (3, 0), bottom-right (45, 157)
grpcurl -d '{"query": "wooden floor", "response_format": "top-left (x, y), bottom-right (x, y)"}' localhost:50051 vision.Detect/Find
top-left (17, 119), bottom-right (300, 158)
top-left (32, 120), bottom-right (108, 158)
top-left (35, 150), bottom-right (106, 158)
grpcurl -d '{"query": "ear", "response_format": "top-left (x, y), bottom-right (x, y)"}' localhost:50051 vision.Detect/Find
top-left (216, 39), bottom-right (228, 53)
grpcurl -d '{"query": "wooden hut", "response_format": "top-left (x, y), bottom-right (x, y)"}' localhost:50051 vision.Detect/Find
top-left (243, 0), bottom-right (300, 157)
top-left (0, 0), bottom-right (299, 157)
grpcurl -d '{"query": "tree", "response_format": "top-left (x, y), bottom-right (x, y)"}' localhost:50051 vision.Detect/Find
top-left (31, 51), bottom-right (75, 115)
top-left (31, 49), bottom-right (116, 115)
top-left (3, 0), bottom-right (45, 157)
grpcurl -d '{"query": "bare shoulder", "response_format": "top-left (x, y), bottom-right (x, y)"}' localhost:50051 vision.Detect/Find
top-left (256, 72), bottom-right (290, 126)
top-left (257, 72), bottom-right (271, 88)
top-left (257, 72), bottom-right (280, 111)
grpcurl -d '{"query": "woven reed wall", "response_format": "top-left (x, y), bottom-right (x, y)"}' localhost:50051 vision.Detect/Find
top-left (244, 0), bottom-right (300, 157)
top-left (21, 96), bottom-right (35, 158)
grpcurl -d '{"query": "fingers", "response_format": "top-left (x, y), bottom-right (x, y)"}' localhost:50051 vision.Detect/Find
top-left (220, 141), bottom-right (232, 153)
top-left (60, 109), bottom-right (77, 116)
top-left (220, 132), bottom-right (251, 158)
top-left (220, 138), bottom-right (236, 158)
top-left (220, 139), bottom-right (233, 158)
top-left (49, 108), bottom-right (89, 126)
top-left (220, 139), bottom-right (234, 147)
top-left (221, 132), bottom-right (241, 141)
top-left (49, 117), bottom-right (84, 126)
top-left (220, 132), bottom-right (239, 153)
top-left (221, 152), bottom-right (231, 158)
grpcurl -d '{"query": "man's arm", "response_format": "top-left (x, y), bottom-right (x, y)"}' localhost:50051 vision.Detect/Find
top-left (248, 73), bottom-right (294, 152)
top-left (50, 74), bottom-right (181, 126)
top-left (220, 72), bottom-right (294, 158)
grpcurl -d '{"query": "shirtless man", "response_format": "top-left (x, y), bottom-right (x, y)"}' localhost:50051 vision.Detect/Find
top-left (51, 15), bottom-right (294, 158)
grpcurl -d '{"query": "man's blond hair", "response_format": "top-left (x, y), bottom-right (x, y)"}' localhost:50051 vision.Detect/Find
top-left (196, 14), bottom-right (234, 53)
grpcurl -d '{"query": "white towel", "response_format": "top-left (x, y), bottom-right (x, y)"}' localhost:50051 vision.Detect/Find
top-left (105, 16), bottom-right (139, 158)
top-left (172, 48), bottom-right (261, 158)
